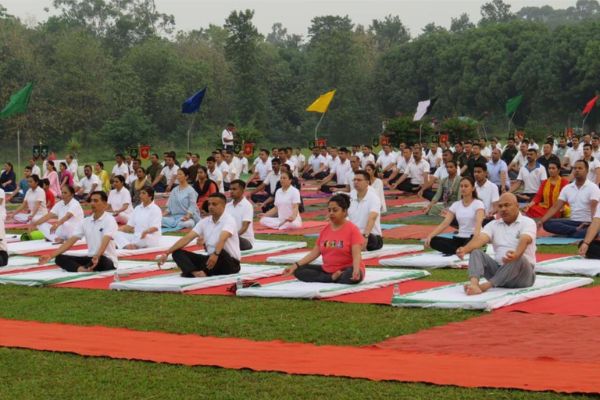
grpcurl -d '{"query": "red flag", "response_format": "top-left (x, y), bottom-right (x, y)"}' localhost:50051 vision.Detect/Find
top-left (582, 95), bottom-right (599, 115)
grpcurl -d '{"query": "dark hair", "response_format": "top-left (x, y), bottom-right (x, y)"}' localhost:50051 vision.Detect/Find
top-left (460, 176), bottom-right (479, 200)
top-left (271, 158), bottom-right (281, 165)
top-left (208, 192), bottom-right (227, 203)
top-left (113, 175), bottom-right (126, 184)
top-left (40, 178), bottom-right (48, 186)
top-left (230, 179), bottom-right (246, 189)
top-left (583, 143), bottom-right (592, 150)
top-left (90, 191), bottom-right (108, 202)
top-left (206, 156), bottom-right (216, 163)
top-left (547, 160), bottom-right (561, 170)
top-left (280, 163), bottom-right (291, 172)
top-left (339, 147), bottom-right (349, 154)
top-left (527, 148), bottom-right (538, 154)
top-left (63, 185), bottom-right (75, 195)
top-left (178, 167), bottom-right (189, 177)
top-left (24, 166), bottom-right (32, 171)
top-left (84, 164), bottom-right (92, 170)
top-left (29, 175), bottom-right (41, 184)
top-left (136, 167), bottom-right (146, 174)
top-left (227, 122), bottom-right (235, 128)
top-left (47, 160), bottom-right (55, 169)
top-left (442, 149), bottom-right (453, 156)
top-left (280, 170), bottom-right (293, 180)
top-left (141, 186), bottom-right (155, 200)
top-left (473, 162), bottom-right (487, 172)
top-left (354, 170), bottom-right (370, 181)
top-left (329, 193), bottom-right (351, 211)
top-left (260, 148), bottom-right (269, 155)
top-left (445, 160), bottom-right (457, 168)
top-left (60, 162), bottom-right (68, 169)
top-left (115, 153), bottom-right (124, 158)
top-left (96, 161), bottom-right (104, 168)
top-left (575, 159), bottom-right (589, 171)
top-left (5, 162), bottom-right (13, 170)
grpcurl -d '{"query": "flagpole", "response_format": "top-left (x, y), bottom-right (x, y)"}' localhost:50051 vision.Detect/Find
top-left (507, 111), bottom-right (516, 138)
top-left (314, 111), bottom-right (327, 141)
top-left (186, 113), bottom-right (198, 152)
top-left (582, 113), bottom-right (589, 134)
top-left (17, 128), bottom-right (21, 178)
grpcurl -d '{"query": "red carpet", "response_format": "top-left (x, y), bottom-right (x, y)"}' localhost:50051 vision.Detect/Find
top-left (376, 312), bottom-right (600, 365)
top-left (381, 209), bottom-right (424, 222)
top-left (0, 317), bottom-right (597, 393)
top-left (497, 287), bottom-right (600, 317)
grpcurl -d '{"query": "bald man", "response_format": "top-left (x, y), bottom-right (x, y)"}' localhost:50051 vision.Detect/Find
top-left (456, 193), bottom-right (536, 295)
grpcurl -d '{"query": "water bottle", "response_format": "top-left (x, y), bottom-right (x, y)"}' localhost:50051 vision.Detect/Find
top-left (114, 270), bottom-right (120, 282)
top-left (236, 278), bottom-right (243, 291)
top-left (392, 283), bottom-right (400, 297)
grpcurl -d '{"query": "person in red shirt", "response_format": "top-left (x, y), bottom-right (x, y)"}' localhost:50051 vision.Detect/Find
top-left (284, 194), bottom-right (364, 283)
top-left (41, 178), bottom-right (56, 210)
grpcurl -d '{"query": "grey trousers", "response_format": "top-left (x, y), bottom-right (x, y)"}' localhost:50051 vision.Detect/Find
top-left (467, 249), bottom-right (535, 288)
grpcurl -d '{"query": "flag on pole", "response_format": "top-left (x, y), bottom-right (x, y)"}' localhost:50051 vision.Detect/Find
top-left (413, 98), bottom-right (437, 121)
top-left (505, 94), bottom-right (523, 117)
top-left (582, 95), bottom-right (599, 116)
top-left (306, 89), bottom-right (336, 113)
top-left (181, 87), bottom-right (207, 114)
top-left (0, 82), bottom-right (33, 119)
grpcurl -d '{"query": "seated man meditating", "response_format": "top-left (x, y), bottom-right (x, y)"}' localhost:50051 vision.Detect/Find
top-left (538, 160), bottom-right (600, 238)
top-left (38, 191), bottom-right (119, 272)
top-left (114, 187), bottom-right (162, 250)
top-left (29, 185), bottom-right (84, 244)
top-left (347, 170), bottom-right (383, 251)
top-left (579, 203), bottom-right (600, 259)
top-left (225, 179), bottom-right (255, 251)
top-left (456, 193), bottom-right (537, 295)
top-left (284, 194), bottom-right (364, 284)
top-left (157, 193), bottom-right (241, 277)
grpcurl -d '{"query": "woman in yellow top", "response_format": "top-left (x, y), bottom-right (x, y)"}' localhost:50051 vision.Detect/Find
top-left (94, 161), bottom-right (111, 193)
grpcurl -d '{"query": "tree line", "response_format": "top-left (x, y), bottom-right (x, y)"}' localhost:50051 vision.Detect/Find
top-left (1, 0), bottom-right (600, 157)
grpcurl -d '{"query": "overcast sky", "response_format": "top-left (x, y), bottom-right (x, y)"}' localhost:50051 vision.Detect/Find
top-left (2, 0), bottom-right (577, 37)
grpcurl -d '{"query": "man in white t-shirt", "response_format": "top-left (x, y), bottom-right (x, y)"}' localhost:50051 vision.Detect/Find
top-left (385, 147), bottom-right (413, 186)
top-left (302, 147), bottom-right (328, 180)
top-left (224, 150), bottom-right (239, 181)
top-left (539, 159), bottom-right (600, 238)
top-left (65, 154), bottom-right (80, 185)
top-left (31, 185), bottom-right (84, 243)
top-left (580, 143), bottom-right (600, 184)
top-left (456, 193), bottom-right (536, 295)
top-left (152, 154), bottom-right (179, 193)
top-left (114, 187), bottom-right (162, 249)
top-left (292, 148), bottom-right (306, 174)
top-left (206, 156), bottom-right (224, 193)
top-left (390, 146), bottom-right (430, 193)
top-left (250, 158), bottom-right (281, 211)
top-left (376, 144), bottom-right (397, 178)
top-left (75, 165), bottom-right (100, 201)
top-left (360, 145), bottom-right (376, 169)
top-left (508, 142), bottom-right (528, 180)
top-left (563, 136), bottom-right (583, 171)
top-left (348, 170), bottom-right (383, 251)
top-left (510, 148), bottom-right (547, 202)
top-left (215, 152), bottom-right (231, 191)
top-left (473, 163), bottom-right (499, 220)
top-left (226, 180), bottom-right (255, 250)
top-left (181, 152), bottom-right (193, 169)
top-left (158, 193), bottom-right (241, 277)
top-left (221, 122), bottom-right (235, 151)
top-left (39, 191), bottom-right (119, 272)
top-left (425, 142), bottom-right (442, 171)
top-left (248, 149), bottom-right (272, 187)
top-left (319, 147), bottom-right (352, 193)
top-left (111, 153), bottom-right (129, 182)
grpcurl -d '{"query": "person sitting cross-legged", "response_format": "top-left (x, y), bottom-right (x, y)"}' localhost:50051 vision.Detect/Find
top-left (424, 177), bottom-right (485, 256)
top-left (578, 202), bottom-right (600, 259)
top-left (114, 187), bottom-right (162, 250)
top-left (157, 193), bottom-right (241, 277)
top-left (38, 191), bottom-right (119, 272)
top-left (225, 179), bottom-right (255, 251)
top-left (456, 193), bottom-right (537, 296)
top-left (283, 194), bottom-right (364, 284)
top-left (259, 171), bottom-right (302, 230)
top-left (348, 170), bottom-right (383, 251)
top-left (523, 161), bottom-right (569, 219)
top-left (162, 168), bottom-right (201, 231)
top-left (29, 185), bottom-right (84, 244)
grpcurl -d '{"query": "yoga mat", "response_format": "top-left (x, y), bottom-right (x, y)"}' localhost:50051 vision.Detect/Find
top-left (383, 225), bottom-right (452, 240)
top-left (237, 268), bottom-right (430, 299)
top-left (255, 220), bottom-right (327, 235)
top-left (536, 255), bottom-right (600, 276)
top-left (0, 318), bottom-right (598, 393)
top-left (379, 223), bottom-right (407, 230)
top-left (377, 312), bottom-right (600, 365)
top-left (323, 280), bottom-right (450, 305)
top-left (392, 275), bottom-right (593, 311)
top-left (7, 239), bottom-right (86, 256)
top-left (266, 244), bottom-right (423, 265)
top-left (380, 252), bottom-right (468, 269)
top-left (497, 287), bottom-right (600, 317)
top-left (536, 237), bottom-right (580, 245)
top-left (381, 209), bottom-right (424, 222)
top-left (0, 256), bottom-right (52, 273)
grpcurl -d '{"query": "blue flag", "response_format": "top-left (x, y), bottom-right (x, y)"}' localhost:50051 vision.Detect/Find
top-left (181, 87), bottom-right (206, 114)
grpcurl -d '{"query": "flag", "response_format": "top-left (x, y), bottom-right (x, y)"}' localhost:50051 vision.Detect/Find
top-left (582, 95), bottom-right (599, 116)
top-left (505, 94), bottom-right (523, 117)
top-left (413, 97), bottom-right (437, 121)
top-left (306, 89), bottom-right (336, 113)
top-left (181, 87), bottom-right (206, 114)
top-left (0, 82), bottom-right (33, 119)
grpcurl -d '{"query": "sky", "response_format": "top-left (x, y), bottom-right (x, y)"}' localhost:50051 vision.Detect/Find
top-left (2, 0), bottom-right (577, 37)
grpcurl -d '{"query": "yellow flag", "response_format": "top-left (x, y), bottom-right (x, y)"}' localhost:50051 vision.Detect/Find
top-left (306, 89), bottom-right (336, 113)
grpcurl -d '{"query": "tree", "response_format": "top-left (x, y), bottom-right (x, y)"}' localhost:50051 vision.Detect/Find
top-left (100, 108), bottom-right (157, 151)
top-left (369, 15), bottom-right (410, 51)
top-left (480, 0), bottom-right (514, 25)
top-left (450, 13), bottom-right (475, 32)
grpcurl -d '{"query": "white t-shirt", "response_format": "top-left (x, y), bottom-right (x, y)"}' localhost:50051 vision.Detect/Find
top-left (511, 152), bottom-right (528, 169)
top-left (406, 159), bottom-right (430, 185)
top-left (434, 165), bottom-right (460, 181)
top-left (371, 178), bottom-right (387, 213)
top-left (426, 148), bottom-right (442, 168)
top-left (24, 187), bottom-right (47, 220)
top-left (361, 153), bottom-right (375, 169)
top-left (517, 164), bottom-right (547, 193)
top-left (111, 163), bottom-right (129, 180)
top-left (334, 159), bottom-right (352, 186)
top-left (482, 213), bottom-right (537, 265)
top-left (449, 199), bottom-right (485, 238)
top-left (292, 154), bottom-right (305, 171)
top-left (161, 165), bottom-right (180, 186)
top-left (193, 213), bottom-right (240, 260)
top-left (475, 179), bottom-right (500, 214)
top-left (127, 202), bottom-right (162, 242)
top-left (558, 180), bottom-right (600, 222)
top-left (50, 199), bottom-right (84, 234)
top-left (265, 171), bottom-right (280, 194)
top-left (108, 188), bottom-right (133, 215)
top-left (565, 146), bottom-right (583, 167)
top-left (396, 156), bottom-right (413, 174)
top-left (255, 159), bottom-right (272, 181)
top-left (377, 152), bottom-right (397, 170)
top-left (348, 187), bottom-right (382, 236)
top-left (239, 156), bottom-right (249, 174)
top-left (181, 159), bottom-right (193, 169)
top-left (308, 155), bottom-right (325, 172)
top-left (208, 167), bottom-right (224, 192)
top-left (225, 197), bottom-right (255, 244)
top-left (73, 212), bottom-right (119, 265)
top-left (31, 165), bottom-right (41, 178)
top-left (274, 186), bottom-right (302, 225)
top-left (217, 162), bottom-right (230, 184)
top-left (68, 160), bottom-right (80, 183)
top-left (79, 174), bottom-right (101, 194)
top-left (586, 159), bottom-right (600, 183)
top-left (0, 188), bottom-right (5, 219)
top-left (221, 129), bottom-right (234, 146)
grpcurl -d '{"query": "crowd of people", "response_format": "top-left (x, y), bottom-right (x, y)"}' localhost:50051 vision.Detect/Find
top-left (1, 128), bottom-right (599, 296)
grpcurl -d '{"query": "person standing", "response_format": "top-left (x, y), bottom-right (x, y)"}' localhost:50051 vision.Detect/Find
top-left (222, 122), bottom-right (236, 151)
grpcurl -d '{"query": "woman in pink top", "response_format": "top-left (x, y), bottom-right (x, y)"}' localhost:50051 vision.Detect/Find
top-left (44, 160), bottom-right (61, 197)
top-left (284, 194), bottom-right (365, 284)
top-left (59, 162), bottom-right (73, 187)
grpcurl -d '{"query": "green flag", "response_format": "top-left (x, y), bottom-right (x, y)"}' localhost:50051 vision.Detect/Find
top-left (505, 94), bottom-right (523, 117)
top-left (0, 82), bottom-right (33, 119)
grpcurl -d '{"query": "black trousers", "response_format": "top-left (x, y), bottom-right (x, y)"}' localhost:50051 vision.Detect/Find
top-left (239, 237), bottom-right (253, 251)
top-left (0, 251), bottom-right (7, 267)
top-left (294, 264), bottom-right (362, 284)
top-left (422, 188), bottom-right (436, 201)
top-left (247, 180), bottom-right (263, 188)
top-left (302, 171), bottom-right (328, 180)
top-left (172, 249), bottom-right (240, 277)
top-left (382, 170), bottom-right (393, 179)
top-left (396, 180), bottom-right (420, 193)
top-left (430, 235), bottom-right (471, 256)
top-left (55, 254), bottom-right (115, 272)
top-left (366, 234), bottom-right (383, 251)
top-left (582, 240), bottom-right (600, 259)
top-left (250, 193), bottom-right (271, 204)
top-left (320, 184), bottom-right (346, 193)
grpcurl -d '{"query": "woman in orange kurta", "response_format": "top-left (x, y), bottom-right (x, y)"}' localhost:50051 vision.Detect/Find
top-left (523, 161), bottom-right (569, 218)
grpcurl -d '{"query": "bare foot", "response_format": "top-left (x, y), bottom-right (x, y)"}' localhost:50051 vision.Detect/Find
top-left (466, 284), bottom-right (483, 296)
top-left (331, 270), bottom-right (342, 281)
top-left (192, 271), bottom-right (207, 278)
top-left (463, 283), bottom-right (470, 293)
top-left (76, 266), bottom-right (89, 272)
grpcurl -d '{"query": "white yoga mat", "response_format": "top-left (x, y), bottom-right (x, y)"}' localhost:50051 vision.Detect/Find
top-left (0, 260), bottom-right (176, 287)
top-left (266, 244), bottom-right (423, 265)
top-left (65, 235), bottom-right (191, 258)
top-left (110, 264), bottom-right (284, 292)
top-left (380, 252), bottom-right (469, 269)
top-left (0, 256), bottom-right (52, 273)
top-left (536, 256), bottom-right (600, 277)
top-left (7, 239), bottom-right (85, 255)
top-left (392, 275), bottom-right (593, 311)
top-left (198, 240), bottom-right (307, 257)
top-left (236, 268), bottom-right (430, 299)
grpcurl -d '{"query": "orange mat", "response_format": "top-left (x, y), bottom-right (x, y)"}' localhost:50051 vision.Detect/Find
top-left (497, 287), bottom-right (600, 317)
top-left (0, 318), bottom-right (597, 393)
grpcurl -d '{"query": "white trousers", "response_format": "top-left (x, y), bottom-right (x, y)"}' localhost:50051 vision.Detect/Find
top-left (259, 216), bottom-right (302, 230)
top-left (114, 231), bottom-right (160, 249)
top-left (38, 222), bottom-right (77, 243)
